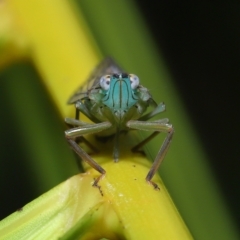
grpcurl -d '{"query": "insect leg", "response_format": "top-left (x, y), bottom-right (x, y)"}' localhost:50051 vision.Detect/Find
top-left (65, 121), bottom-right (112, 187)
top-left (132, 132), bottom-right (160, 152)
top-left (75, 108), bottom-right (80, 120)
top-left (138, 102), bottom-right (165, 121)
top-left (75, 101), bottom-right (101, 123)
top-left (113, 130), bottom-right (120, 162)
top-left (127, 119), bottom-right (174, 190)
top-left (131, 118), bottom-right (169, 152)
top-left (65, 118), bottom-right (99, 152)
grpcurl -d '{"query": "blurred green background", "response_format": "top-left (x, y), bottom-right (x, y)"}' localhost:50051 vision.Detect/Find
top-left (0, 1), bottom-right (240, 239)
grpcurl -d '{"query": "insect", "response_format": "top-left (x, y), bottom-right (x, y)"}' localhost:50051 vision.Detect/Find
top-left (65, 58), bottom-right (174, 189)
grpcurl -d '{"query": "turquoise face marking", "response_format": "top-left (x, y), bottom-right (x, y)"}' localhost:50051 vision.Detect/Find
top-left (65, 58), bottom-right (174, 189)
top-left (99, 73), bottom-right (140, 122)
top-left (102, 74), bottom-right (137, 109)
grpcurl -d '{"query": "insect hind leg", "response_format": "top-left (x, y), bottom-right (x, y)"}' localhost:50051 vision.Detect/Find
top-left (131, 132), bottom-right (160, 153)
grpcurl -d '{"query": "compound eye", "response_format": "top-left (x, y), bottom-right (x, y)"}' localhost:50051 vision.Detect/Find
top-left (129, 74), bottom-right (139, 89)
top-left (100, 75), bottom-right (111, 90)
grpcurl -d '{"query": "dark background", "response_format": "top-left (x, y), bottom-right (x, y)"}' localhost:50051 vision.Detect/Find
top-left (136, 1), bottom-right (240, 226)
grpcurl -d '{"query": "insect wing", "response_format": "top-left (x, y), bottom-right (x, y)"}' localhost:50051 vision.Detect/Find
top-left (67, 58), bottom-right (124, 104)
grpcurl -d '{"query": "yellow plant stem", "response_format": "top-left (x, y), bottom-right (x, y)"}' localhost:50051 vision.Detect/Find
top-left (7, 0), bottom-right (101, 117)
top-left (1, 0), bottom-right (193, 239)
top-left (0, 152), bottom-right (192, 239)
top-left (91, 152), bottom-right (192, 239)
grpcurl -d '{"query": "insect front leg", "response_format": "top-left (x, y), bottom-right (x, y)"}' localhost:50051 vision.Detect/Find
top-left (65, 121), bottom-right (112, 187)
top-left (127, 119), bottom-right (174, 190)
top-left (131, 118), bottom-right (169, 152)
top-left (65, 118), bottom-right (99, 153)
top-left (138, 102), bottom-right (166, 121)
